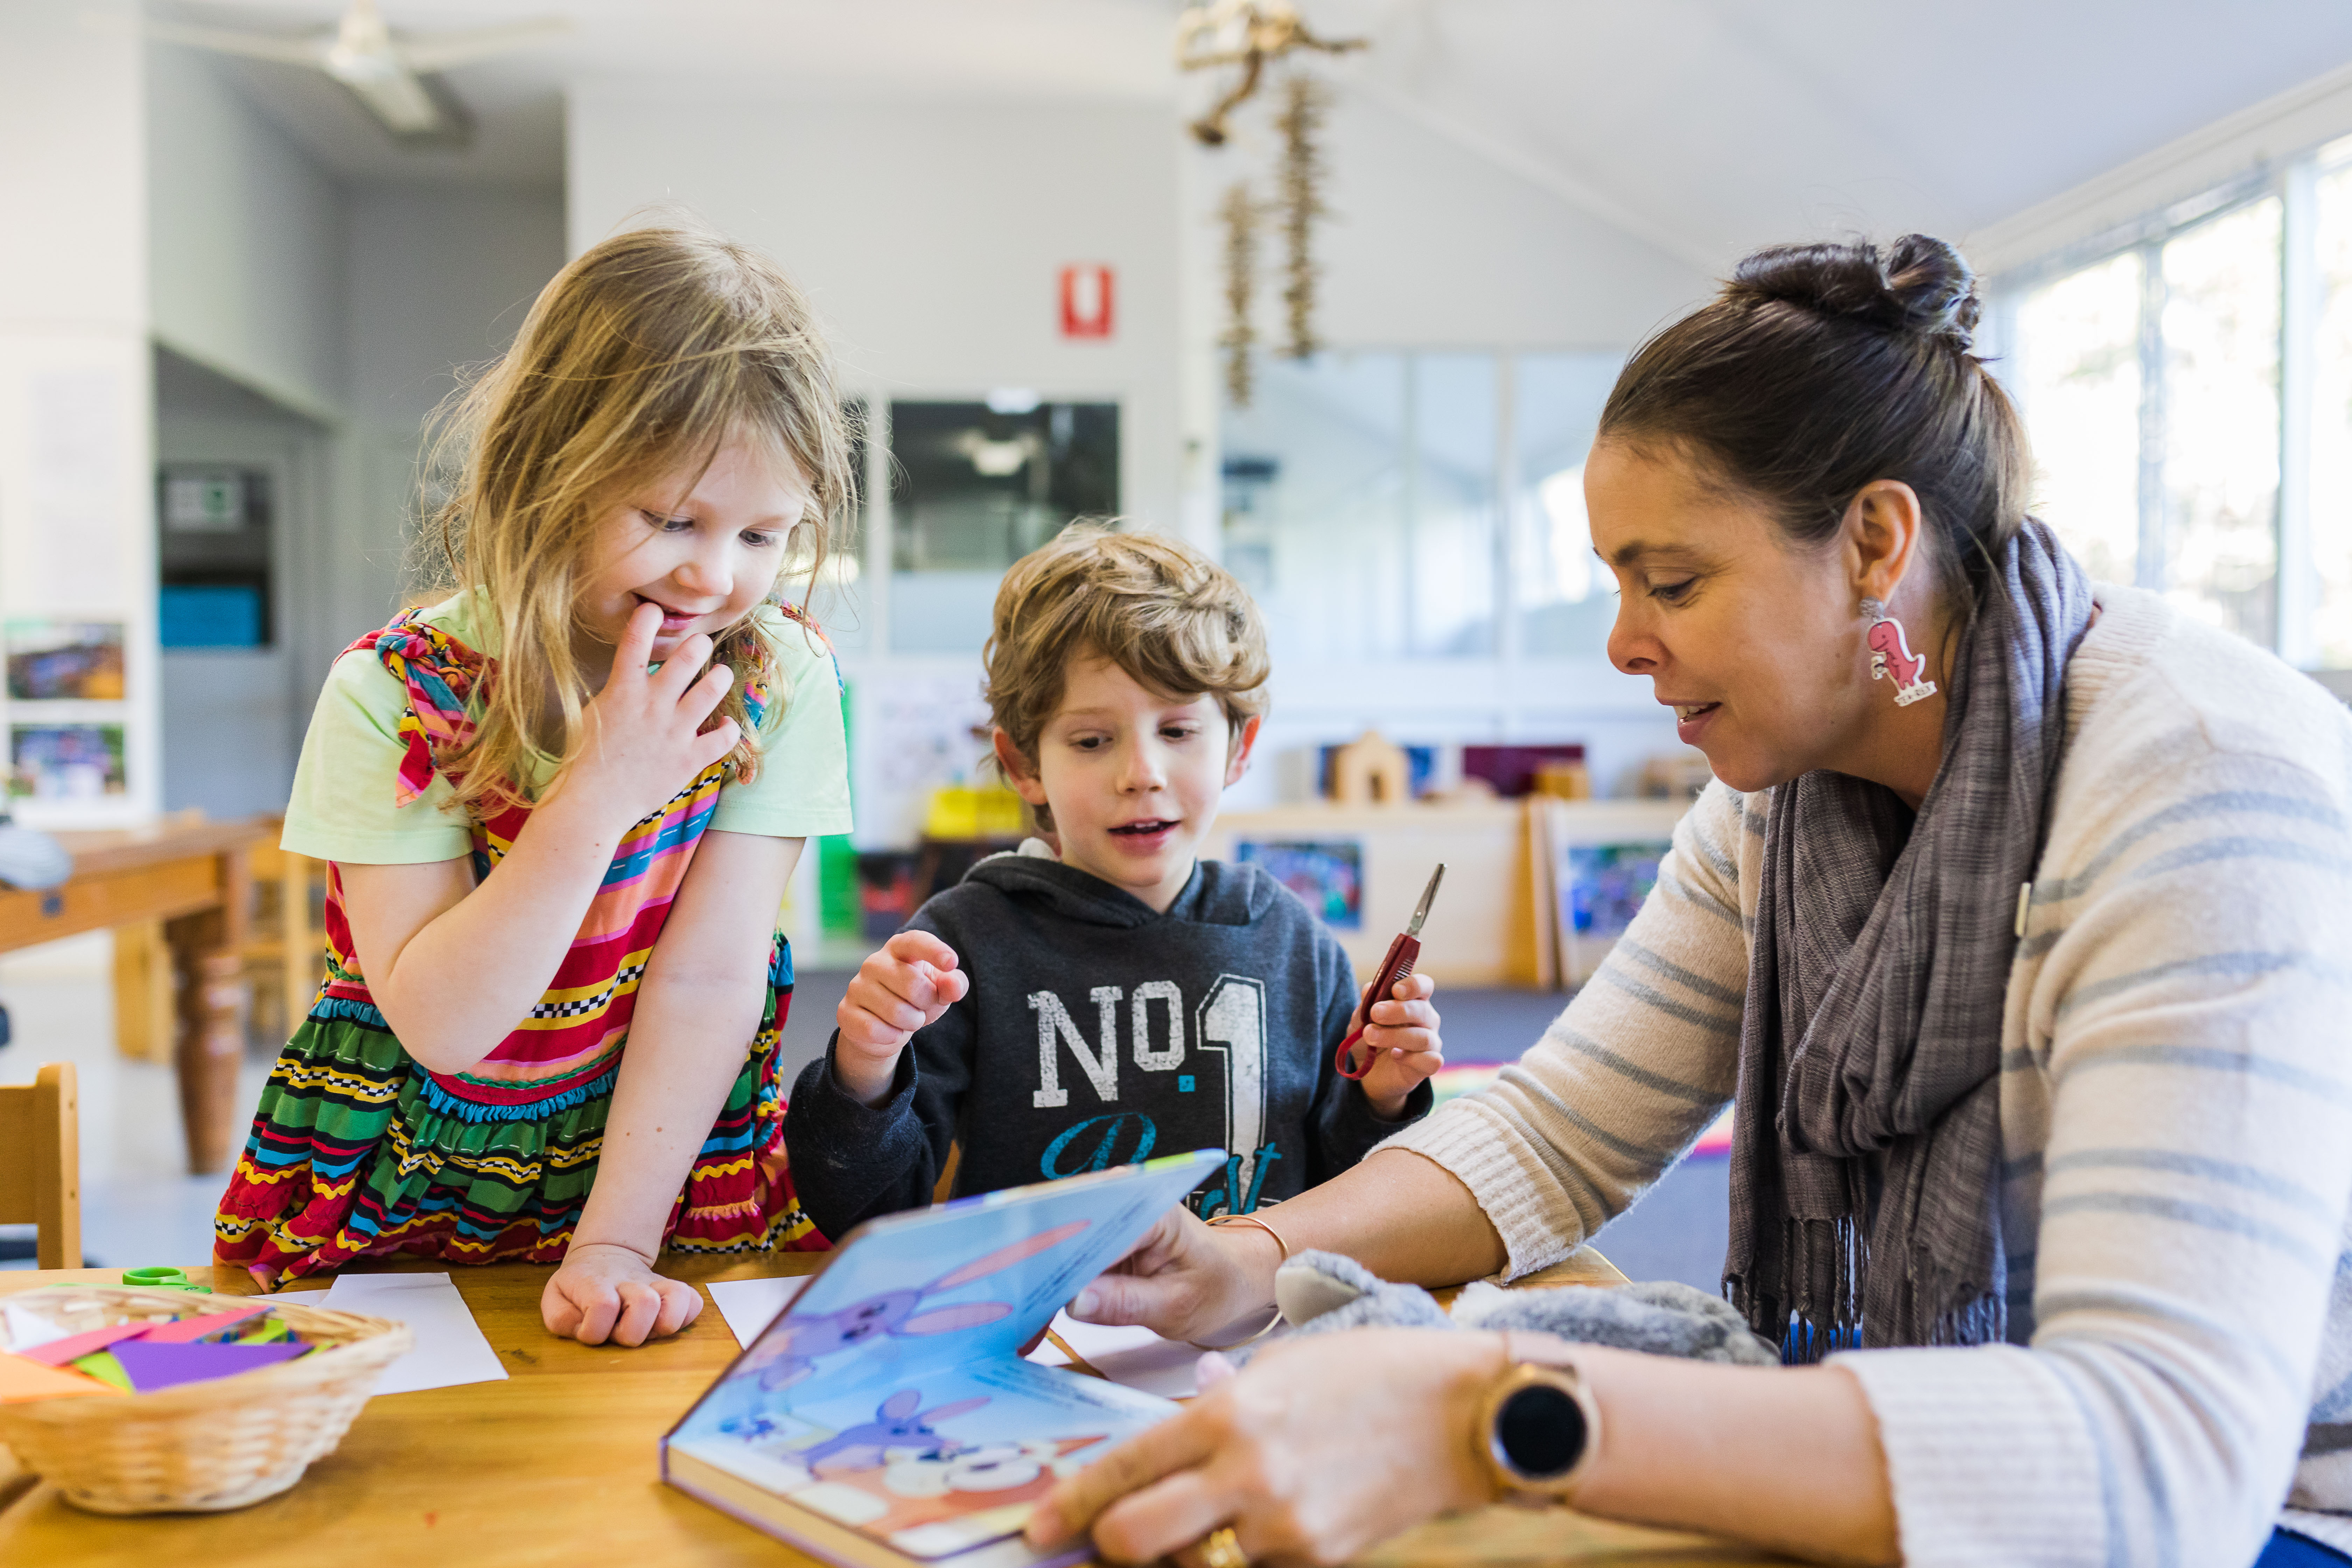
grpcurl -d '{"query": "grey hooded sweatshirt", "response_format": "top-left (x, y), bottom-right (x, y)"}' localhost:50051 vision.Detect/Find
top-left (785, 849), bottom-right (1432, 1241)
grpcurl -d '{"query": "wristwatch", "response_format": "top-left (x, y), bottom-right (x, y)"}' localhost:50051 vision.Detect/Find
top-left (1472, 1360), bottom-right (1601, 1502)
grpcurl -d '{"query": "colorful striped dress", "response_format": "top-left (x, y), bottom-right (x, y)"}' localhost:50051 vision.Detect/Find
top-left (216, 611), bottom-right (826, 1285)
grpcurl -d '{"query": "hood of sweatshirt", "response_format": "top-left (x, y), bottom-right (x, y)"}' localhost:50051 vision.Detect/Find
top-left (960, 847), bottom-right (1276, 930)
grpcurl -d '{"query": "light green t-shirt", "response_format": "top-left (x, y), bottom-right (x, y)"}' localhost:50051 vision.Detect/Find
top-left (281, 591), bottom-right (854, 864)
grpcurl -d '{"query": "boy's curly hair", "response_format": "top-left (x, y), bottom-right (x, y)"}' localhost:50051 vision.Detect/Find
top-left (985, 524), bottom-right (1270, 773)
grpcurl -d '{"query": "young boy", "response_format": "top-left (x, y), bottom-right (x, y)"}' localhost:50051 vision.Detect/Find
top-left (785, 525), bottom-right (1442, 1239)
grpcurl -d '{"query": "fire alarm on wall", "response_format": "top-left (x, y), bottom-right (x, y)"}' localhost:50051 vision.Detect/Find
top-left (1060, 265), bottom-right (1115, 340)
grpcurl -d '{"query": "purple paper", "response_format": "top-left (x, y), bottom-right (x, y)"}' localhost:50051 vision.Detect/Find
top-left (108, 1339), bottom-right (308, 1393)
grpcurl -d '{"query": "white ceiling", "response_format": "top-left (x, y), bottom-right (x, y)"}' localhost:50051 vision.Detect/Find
top-left (160, 0), bottom-right (2352, 263)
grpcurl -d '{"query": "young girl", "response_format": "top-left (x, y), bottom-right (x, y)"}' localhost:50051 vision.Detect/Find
top-left (215, 226), bottom-right (856, 1348)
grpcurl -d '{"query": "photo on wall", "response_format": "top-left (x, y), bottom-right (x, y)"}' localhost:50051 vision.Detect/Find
top-left (10, 723), bottom-right (127, 800)
top-left (5, 620), bottom-right (126, 701)
top-left (1556, 840), bottom-right (1670, 986)
top-left (1233, 839), bottom-right (1363, 930)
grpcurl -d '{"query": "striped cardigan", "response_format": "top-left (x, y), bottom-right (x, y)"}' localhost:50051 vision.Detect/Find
top-left (1387, 584), bottom-right (2352, 1566)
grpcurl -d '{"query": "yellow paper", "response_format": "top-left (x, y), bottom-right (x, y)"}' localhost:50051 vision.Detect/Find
top-left (0, 1350), bottom-right (123, 1403)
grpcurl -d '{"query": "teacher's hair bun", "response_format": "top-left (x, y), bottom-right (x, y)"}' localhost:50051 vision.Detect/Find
top-left (1728, 234), bottom-right (1981, 352)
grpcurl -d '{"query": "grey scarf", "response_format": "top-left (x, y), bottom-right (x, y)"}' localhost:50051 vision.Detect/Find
top-left (1723, 520), bottom-right (2094, 1357)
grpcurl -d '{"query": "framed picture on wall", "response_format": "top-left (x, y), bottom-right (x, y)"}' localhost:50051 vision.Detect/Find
top-left (1234, 838), bottom-right (1364, 930)
top-left (5, 620), bottom-right (126, 701)
top-left (1556, 840), bottom-right (1670, 986)
top-left (9, 723), bottom-right (127, 800)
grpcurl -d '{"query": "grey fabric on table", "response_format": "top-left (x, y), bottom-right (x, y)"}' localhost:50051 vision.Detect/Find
top-left (1252, 1250), bottom-right (1777, 1367)
top-left (1725, 519), bottom-right (2095, 1356)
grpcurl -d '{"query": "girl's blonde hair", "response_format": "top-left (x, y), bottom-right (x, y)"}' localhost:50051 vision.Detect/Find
top-left (421, 224), bottom-right (856, 816)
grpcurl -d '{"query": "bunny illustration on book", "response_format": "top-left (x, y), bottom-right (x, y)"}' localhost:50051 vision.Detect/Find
top-left (744, 1219), bottom-right (1092, 1391)
top-left (802, 1388), bottom-right (991, 1474)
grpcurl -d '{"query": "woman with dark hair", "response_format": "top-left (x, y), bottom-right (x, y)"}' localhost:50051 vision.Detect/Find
top-left (1019, 237), bottom-right (2352, 1567)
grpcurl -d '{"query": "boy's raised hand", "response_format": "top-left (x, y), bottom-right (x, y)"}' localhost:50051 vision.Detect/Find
top-left (835, 929), bottom-right (971, 1105)
top-left (570, 601), bottom-right (741, 828)
top-left (1355, 972), bottom-right (1443, 1120)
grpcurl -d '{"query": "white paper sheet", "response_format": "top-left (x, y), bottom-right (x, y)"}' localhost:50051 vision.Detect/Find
top-left (1025, 1311), bottom-right (1213, 1399)
top-left (0, 1301), bottom-right (69, 1353)
top-left (318, 1272), bottom-right (509, 1395)
top-left (707, 1275), bottom-right (811, 1346)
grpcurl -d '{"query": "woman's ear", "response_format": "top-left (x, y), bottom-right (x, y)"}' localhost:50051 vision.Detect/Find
top-left (1223, 713), bottom-right (1264, 788)
top-left (991, 728), bottom-right (1050, 807)
top-left (1843, 479), bottom-right (1927, 606)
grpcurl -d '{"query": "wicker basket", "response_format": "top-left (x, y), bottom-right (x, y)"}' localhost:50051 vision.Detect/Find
top-left (0, 1285), bottom-right (414, 1514)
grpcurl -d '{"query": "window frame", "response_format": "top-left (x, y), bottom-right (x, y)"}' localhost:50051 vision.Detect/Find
top-left (1988, 135), bottom-right (2352, 668)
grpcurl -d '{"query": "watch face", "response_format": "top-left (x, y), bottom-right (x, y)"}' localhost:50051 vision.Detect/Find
top-left (1498, 1382), bottom-right (1587, 1480)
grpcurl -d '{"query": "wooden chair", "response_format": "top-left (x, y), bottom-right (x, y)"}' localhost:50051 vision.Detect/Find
top-left (0, 1062), bottom-right (82, 1268)
top-left (243, 834), bottom-right (326, 1045)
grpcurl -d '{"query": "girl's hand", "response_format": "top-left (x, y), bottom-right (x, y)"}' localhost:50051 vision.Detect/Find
top-left (569, 601), bottom-right (741, 828)
top-left (542, 1241), bottom-right (704, 1346)
top-left (1027, 1328), bottom-right (1502, 1564)
top-left (835, 930), bottom-right (971, 1105)
top-left (1063, 1206), bottom-right (1282, 1346)
top-left (1355, 973), bottom-right (1443, 1118)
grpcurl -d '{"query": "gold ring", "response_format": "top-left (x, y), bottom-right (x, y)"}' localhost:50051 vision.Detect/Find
top-left (1198, 1526), bottom-right (1250, 1568)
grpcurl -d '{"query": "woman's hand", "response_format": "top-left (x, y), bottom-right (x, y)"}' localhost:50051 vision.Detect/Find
top-left (1029, 1329), bottom-right (1502, 1565)
top-left (835, 930), bottom-right (971, 1104)
top-left (566, 601), bottom-right (741, 829)
top-left (1065, 1206), bottom-right (1284, 1346)
top-left (1355, 973), bottom-right (1443, 1118)
top-left (541, 1241), bottom-right (705, 1346)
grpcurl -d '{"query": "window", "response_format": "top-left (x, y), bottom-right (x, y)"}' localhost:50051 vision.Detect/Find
top-left (1219, 350), bottom-right (1625, 667)
top-left (883, 397), bottom-right (1119, 655)
top-left (2003, 136), bottom-right (2352, 667)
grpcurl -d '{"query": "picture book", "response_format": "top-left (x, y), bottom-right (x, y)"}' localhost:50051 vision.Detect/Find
top-left (663, 1149), bottom-right (1226, 1568)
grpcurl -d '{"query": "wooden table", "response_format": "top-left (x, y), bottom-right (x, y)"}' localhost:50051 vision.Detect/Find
top-left (0, 817), bottom-right (273, 1175)
top-left (0, 1252), bottom-right (1788, 1567)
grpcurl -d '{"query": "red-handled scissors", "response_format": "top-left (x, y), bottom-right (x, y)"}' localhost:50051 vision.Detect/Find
top-left (1336, 862), bottom-right (1446, 1079)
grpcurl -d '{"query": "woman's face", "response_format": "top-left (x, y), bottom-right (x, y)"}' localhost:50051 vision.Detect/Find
top-left (1587, 439), bottom-right (1891, 794)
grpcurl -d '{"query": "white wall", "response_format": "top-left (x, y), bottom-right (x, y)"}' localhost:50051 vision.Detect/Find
top-left (146, 45), bottom-right (345, 421)
top-left (1312, 92), bottom-right (1715, 351)
top-left (0, 1), bottom-right (160, 826)
top-left (331, 185), bottom-right (565, 654)
top-left (568, 86), bottom-right (1185, 529)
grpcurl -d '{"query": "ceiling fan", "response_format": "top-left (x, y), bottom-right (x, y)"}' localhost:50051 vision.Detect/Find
top-left (144, 0), bottom-right (570, 145)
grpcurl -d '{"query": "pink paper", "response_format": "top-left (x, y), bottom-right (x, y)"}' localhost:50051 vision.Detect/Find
top-left (108, 1339), bottom-right (308, 1393)
top-left (138, 1304), bottom-right (270, 1344)
top-left (18, 1322), bottom-right (150, 1367)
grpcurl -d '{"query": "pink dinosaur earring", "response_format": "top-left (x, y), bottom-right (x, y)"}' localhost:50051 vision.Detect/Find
top-left (1861, 597), bottom-right (1937, 707)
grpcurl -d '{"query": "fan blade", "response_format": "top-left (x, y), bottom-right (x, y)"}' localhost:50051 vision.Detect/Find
top-left (399, 18), bottom-right (572, 72)
top-left (142, 21), bottom-right (327, 69)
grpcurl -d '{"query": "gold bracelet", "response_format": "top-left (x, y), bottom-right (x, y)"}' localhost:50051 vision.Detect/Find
top-left (1204, 1212), bottom-right (1290, 1264)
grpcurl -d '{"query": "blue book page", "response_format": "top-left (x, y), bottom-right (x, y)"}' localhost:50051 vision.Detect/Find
top-left (703, 1149), bottom-right (1223, 1403)
top-left (673, 1357), bottom-right (1174, 1560)
top-left (668, 1151), bottom-right (1223, 1561)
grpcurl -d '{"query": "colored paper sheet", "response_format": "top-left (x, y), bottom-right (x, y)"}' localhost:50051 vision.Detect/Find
top-left (708, 1275), bottom-right (811, 1347)
top-left (1, 1302), bottom-right (70, 1353)
top-left (0, 1350), bottom-right (124, 1403)
top-left (108, 1340), bottom-right (308, 1393)
top-left (237, 1320), bottom-right (292, 1344)
top-left (70, 1352), bottom-right (133, 1393)
top-left (317, 1272), bottom-right (506, 1395)
top-left (140, 1303), bottom-right (269, 1343)
top-left (16, 1321), bottom-right (149, 1367)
